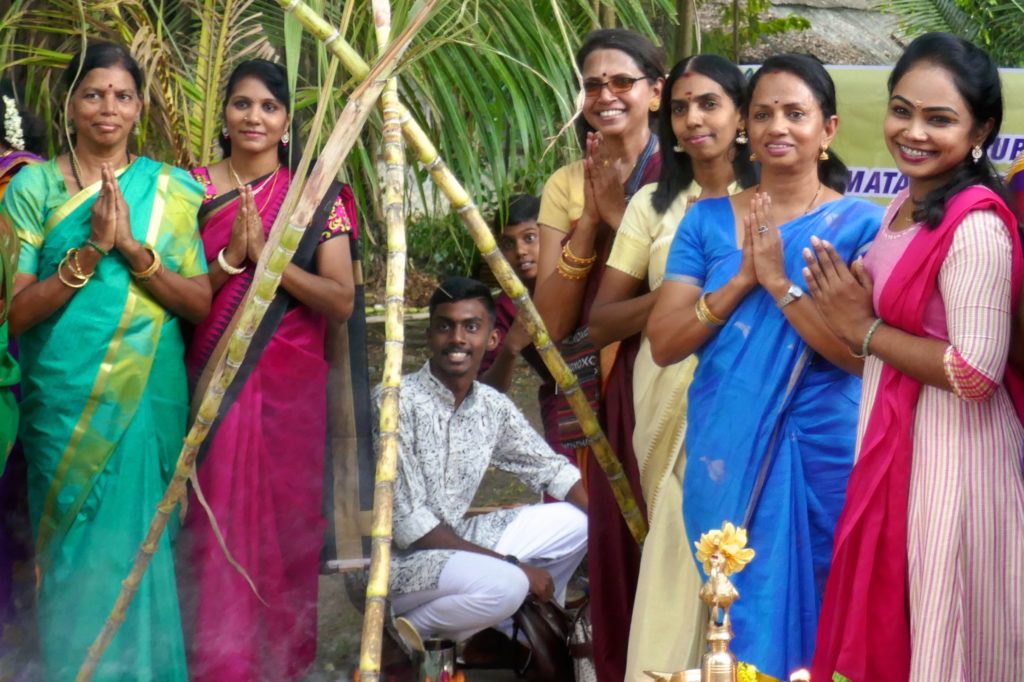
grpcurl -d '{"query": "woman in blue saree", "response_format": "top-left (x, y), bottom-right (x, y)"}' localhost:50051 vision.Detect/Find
top-left (1, 43), bottom-right (210, 680)
top-left (647, 55), bottom-right (882, 679)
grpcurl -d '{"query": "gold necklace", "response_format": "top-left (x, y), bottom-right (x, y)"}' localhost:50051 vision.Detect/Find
top-left (227, 158), bottom-right (280, 195)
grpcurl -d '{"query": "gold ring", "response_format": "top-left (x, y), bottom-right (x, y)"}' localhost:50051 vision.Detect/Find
top-left (602, 159), bottom-right (610, 168)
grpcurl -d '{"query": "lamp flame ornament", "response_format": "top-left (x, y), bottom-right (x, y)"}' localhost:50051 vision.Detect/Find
top-left (695, 522), bottom-right (755, 682)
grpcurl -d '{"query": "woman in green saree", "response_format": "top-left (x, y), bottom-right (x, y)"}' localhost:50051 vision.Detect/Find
top-left (1, 42), bottom-right (210, 680)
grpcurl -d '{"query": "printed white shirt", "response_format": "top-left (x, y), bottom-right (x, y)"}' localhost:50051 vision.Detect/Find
top-left (372, 362), bottom-right (580, 594)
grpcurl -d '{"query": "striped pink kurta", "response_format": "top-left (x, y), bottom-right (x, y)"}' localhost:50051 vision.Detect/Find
top-left (859, 194), bottom-right (1024, 681)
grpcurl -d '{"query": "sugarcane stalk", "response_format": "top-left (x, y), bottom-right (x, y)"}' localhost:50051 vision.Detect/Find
top-left (75, 7), bottom-right (438, 679)
top-left (277, 0), bottom-right (648, 544)
top-left (358, 2), bottom-right (405, 679)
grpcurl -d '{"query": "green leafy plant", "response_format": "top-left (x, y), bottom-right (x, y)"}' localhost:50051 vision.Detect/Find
top-left (0, 0), bottom-right (675, 262)
top-left (700, 0), bottom-right (810, 59)
top-left (884, 0), bottom-right (1024, 66)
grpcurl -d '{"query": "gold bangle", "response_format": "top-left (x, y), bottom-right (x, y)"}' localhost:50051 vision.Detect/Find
top-left (130, 245), bottom-right (163, 281)
top-left (557, 256), bottom-right (592, 276)
top-left (562, 241), bottom-right (597, 266)
top-left (557, 254), bottom-right (593, 277)
top-left (67, 247), bottom-right (95, 280)
top-left (556, 258), bottom-right (590, 280)
top-left (57, 256), bottom-right (88, 289)
top-left (696, 293), bottom-right (726, 328)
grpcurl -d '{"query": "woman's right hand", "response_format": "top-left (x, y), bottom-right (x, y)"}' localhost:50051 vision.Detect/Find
top-left (89, 163), bottom-right (116, 252)
top-left (225, 186), bottom-right (251, 267)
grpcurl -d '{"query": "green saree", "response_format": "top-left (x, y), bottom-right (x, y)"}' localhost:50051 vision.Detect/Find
top-left (0, 195), bottom-right (18, 471)
top-left (1, 156), bottom-right (206, 681)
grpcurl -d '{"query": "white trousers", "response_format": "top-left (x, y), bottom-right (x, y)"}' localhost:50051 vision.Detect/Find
top-left (390, 502), bottom-right (588, 642)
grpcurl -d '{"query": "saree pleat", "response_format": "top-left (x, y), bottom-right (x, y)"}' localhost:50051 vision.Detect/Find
top-left (665, 195), bottom-right (882, 679)
top-left (2, 157), bottom-right (205, 680)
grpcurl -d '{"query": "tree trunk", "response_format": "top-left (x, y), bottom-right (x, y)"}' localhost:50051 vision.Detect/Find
top-left (675, 0), bottom-right (696, 60)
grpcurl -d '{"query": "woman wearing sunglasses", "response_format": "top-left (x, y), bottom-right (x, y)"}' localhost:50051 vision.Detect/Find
top-left (532, 27), bottom-right (663, 682)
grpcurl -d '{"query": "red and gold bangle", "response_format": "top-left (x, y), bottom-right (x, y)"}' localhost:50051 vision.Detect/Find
top-left (562, 241), bottom-right (597, 266)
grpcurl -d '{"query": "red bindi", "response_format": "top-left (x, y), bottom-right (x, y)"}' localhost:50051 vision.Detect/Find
top-left (684, 91), bottom-right (692, 96)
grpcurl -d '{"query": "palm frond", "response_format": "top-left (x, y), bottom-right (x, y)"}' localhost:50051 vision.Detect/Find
top-left (882, 0), bottom-right (979, 39)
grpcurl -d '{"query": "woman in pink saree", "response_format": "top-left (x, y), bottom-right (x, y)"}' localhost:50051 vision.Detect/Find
top-left (181, 59), bottom-right (356, 681)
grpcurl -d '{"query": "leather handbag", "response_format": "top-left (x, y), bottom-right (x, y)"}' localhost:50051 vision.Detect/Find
top-left (512, 597), bottom-right (575, 680)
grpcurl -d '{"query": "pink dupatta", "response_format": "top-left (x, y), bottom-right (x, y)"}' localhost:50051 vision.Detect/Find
top-left (812, 186), bottom-right (1024, 682)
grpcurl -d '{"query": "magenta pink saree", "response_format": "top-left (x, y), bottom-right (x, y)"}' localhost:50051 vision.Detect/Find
top-left (182, 167), bottom-right (357, 681)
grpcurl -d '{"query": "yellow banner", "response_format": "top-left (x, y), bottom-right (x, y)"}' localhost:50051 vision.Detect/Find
top-left (826, 65), bottom-right (1024, 202)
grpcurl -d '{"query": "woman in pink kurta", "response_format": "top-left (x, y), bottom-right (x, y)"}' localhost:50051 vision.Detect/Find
top-left (181, 59), bottom-right (357, 681)
top-left (806, 33), bottom-right (1024, 682)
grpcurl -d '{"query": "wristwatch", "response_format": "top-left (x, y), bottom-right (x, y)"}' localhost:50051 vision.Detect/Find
top-left (776, 283), bottom-right (804, 309)
top-left (503, 554), bottom-right (520, 566)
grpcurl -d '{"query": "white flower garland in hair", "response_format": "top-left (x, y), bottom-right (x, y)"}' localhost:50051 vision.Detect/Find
top-left (2, 95), bottom-right (26, 151)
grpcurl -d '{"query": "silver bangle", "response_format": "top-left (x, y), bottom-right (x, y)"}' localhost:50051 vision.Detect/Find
top-left (217, 247), bottom-right (245, 275)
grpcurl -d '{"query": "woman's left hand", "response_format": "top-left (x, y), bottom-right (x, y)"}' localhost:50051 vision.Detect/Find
top-left (243, 187), bottom-right (267, 263)
top-left (108, 165), bottom-right (138, 254)
top-left (802, 236), bottom-right (876, 350)
top-left (748, 192), bottom-right (789, 296)
top-left (586, 132), bottom-right (627, 228)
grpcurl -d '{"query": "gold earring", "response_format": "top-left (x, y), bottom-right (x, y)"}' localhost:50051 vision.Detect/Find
top-left (735, 127), bottom-right (748, 145)
top-left (819, 146), bottom-right (830, 161)
top-left (749, 152), bottom-right (758, 162)
top-left (649, 99), bottom-right (660, 113)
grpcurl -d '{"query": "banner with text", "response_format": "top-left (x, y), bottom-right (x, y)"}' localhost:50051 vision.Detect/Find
top-left (822, 65), bottom-right (1024, 204)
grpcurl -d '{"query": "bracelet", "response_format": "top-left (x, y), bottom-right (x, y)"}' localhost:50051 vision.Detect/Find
top-left (562, 241), bottom-right (597, 266)
top-left (861, 318), bottom-right (884, 358)
top-left (556, 255), bottom-right (592, 281)
top-left (695, 293), bottom-right (726, 328)
top-left (217, 247), bottom-right (246, 275)
top-left (57, 255), bottom-right (88, 289)
top-left (67, 248), bottom-right (92, 281)
top-left (130, 245), bottom-right (163, 281)
top-left (85, 239), bottom-right (109, 257)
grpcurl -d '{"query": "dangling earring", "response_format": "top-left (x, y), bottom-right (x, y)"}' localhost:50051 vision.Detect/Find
top-left (971, 145), bottom-right (983, 164)
top-left (221, 124), bottom-right (229, 138)
top-left (281, 131), bottom-right (290, 146)
top-left (735, 127), bottom-right (748, 145)
top-left (649, 99), bottom-right (660, 113)
top-left (672, 143), bottom-right (684, 153)
top-left (749, 152), bottom-right (758, 162)
top-left (819, 145), bottom-right (830, 161)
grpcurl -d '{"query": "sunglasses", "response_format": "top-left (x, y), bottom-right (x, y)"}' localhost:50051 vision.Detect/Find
top-left (582, 75), bottom-right (651, 96)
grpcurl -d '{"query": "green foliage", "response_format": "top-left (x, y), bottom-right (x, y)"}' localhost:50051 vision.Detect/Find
top-left (699, 0), bottom-right (810, 59)
top-left (406, 211), bottom-right (480, 276)
top-left (885, 0), bottom-right (1024, 66)
top-left (0, 0), bottom-right (675, 274)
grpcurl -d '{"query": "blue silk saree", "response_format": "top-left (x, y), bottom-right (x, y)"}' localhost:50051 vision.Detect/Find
top-left (664, 195), bottom-right (882, 679)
